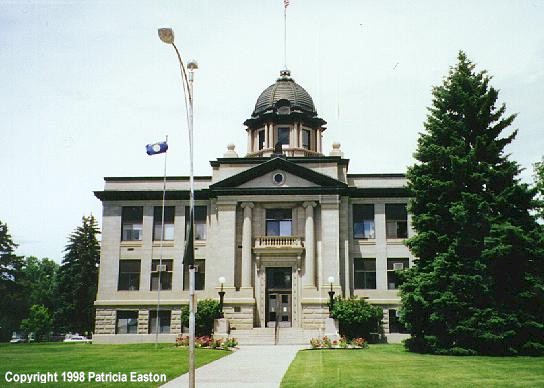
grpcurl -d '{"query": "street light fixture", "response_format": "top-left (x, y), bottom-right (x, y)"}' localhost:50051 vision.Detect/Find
top-left (327, 276), bottom-right (335, 317)
top-left (218, 276), bottom-right (226, 318)
top-left (158, 27), bottom-right (198, 388)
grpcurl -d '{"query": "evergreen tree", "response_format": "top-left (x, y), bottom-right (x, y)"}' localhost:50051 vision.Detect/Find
top-left (0, 220), bottom-right (25, 341)
top-left (55, 215), bottom-right (100, 335)
top-left (534, 157), bottom-right (544, 220)
top-left (400, 52), bottom-right (544, 355)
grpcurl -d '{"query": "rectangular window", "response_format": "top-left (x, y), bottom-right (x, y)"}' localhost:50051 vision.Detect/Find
top-left (153, 206), bottom-right (175, 241)
top-left (389, 309), bottom-right (408, 333)
top-left (302, 129), bottom-right (311, 149)
top-left (116, 311), bottom-right (138, 334)
top-left (185, 206), bottom-right (207, 240)
top-left (266, 209), bottom-right (292, 236)
top-left (118, 260), bottom-right (141, 291)
top-left (184, 259), bottom-right (205, 291)
top-left (387, 258), bottom-right (409, 289)
top-left (258, 130), bottom-right (265, 150)
top-left (386, 204), bottom-right (408, 239)
top-left (121, 206), bottom-right (143, 241)
top-left (148, 310), bottom-right (171, 334)
top-left (278, 127), bottom-right (290, 146)
top-left (150, 259), bottom-right (173, 291)
top-left (353, 258), bottom-right (376, 289)
top-left (353, 204), bottom-right (375, 239)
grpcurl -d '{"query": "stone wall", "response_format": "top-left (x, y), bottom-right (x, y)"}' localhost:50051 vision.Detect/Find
top-left (301, 304), bottom-right (329, 330)
top-left (223, 305), bottom-right (253, 330)
top-left (95, 308), bottom-right (116, 334)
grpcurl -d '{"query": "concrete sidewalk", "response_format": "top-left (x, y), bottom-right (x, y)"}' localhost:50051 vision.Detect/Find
top-left (161, 345), bottom-right (304, 388)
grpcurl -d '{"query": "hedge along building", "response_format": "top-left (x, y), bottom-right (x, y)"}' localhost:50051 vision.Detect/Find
top-left (93, 69), bottom-right (414, 343)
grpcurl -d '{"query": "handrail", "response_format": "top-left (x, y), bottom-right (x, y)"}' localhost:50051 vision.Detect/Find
top-left (274, 296), bottom-right (280, 345)
top-left (246, 147), bottom-right (323, 158)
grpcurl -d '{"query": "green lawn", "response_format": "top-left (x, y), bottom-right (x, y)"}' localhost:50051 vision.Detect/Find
top-left (0, 342), bottom-right (229, 387)
top-left (281, 344), bottom-right (544, 388)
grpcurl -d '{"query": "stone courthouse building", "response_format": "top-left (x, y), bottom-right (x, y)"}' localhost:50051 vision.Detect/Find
top-left (93, 69), bottom-right (414, 343)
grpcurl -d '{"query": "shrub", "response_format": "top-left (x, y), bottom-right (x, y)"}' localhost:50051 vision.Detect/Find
top-left (330, 296), bottom-right (383, 339)
top-left (20, 305), bottom-right (52, 342)
top-left (181, 299), bottom-right (221, 336)
top-left (223, 337), bottom-right (238, 348)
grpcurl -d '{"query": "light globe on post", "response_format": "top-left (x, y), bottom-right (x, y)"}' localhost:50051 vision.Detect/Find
top-left (158, 28), bottom-right (175, 44)
top-left (327, 276), bottom-right (335, 317)
top-left (157, 26), bottom-right (198, 388)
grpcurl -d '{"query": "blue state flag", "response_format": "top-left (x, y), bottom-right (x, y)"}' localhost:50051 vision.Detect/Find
top-left (146, 141), bottom-right (168, 155)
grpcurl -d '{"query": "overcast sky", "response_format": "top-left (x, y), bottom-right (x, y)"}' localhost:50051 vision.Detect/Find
top-left (1, 0), bottom-right (543, 262)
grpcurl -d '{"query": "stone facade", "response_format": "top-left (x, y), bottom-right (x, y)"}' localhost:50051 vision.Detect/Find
top-left (93, 70), bottom-right (414, 343)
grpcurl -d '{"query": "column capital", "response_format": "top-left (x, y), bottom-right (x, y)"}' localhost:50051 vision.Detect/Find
top-left (302, 201), bottom-right (317, 208)
top-left (241, 202), bottom-right (254, 209)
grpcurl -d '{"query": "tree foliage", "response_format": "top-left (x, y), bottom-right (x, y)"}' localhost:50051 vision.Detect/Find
top-left (0, 220), bottom-right (25, 341)
top-left (20, 305), bottom-right (53, 342)
top-left (400, 52), bottom-right (544, 356)
top-left (534, 157), bottom-right (544, 221)
top-left (181, 299), bottom-right (221, 336)
top-left (55, 215), bottom-right (100, 335)
top-left (330, 296), bottom-right (383, 340)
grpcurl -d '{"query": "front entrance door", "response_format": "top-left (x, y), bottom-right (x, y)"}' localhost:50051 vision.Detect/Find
top-left (266, 267), bottom-right (292, 328)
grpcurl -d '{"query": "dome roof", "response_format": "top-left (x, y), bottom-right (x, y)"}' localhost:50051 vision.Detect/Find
top-left (252, 70), bottom-right (316, 117)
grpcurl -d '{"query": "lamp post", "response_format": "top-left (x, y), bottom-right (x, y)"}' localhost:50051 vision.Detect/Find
top-left (158, 27), bottom-right (198, 388)
top-left (218, 276), bottom-right (226, 318)
top-left (327, 276), bottom-right (335, 317)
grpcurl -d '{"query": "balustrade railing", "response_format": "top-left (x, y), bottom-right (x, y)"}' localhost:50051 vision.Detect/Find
top-left (254, 236), bottom-right (303, 248)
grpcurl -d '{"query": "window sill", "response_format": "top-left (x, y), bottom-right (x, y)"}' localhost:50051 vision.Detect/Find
top-left (194, 240), bottom-right (207, 247)
top-left (386, 239), bottom-right (406, 245)
top-left (152, 241), bottom-right (175, 247)
top-left (120, 241), bottom-right (143, 248)
top-left (353, 239), bottom-right (376, 245)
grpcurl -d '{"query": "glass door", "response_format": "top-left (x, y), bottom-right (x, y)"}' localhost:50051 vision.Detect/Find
top-left (265, 267), bottom-right (292, 328)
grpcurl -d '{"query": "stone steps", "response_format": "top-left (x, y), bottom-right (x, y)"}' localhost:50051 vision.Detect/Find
top-left (228, 328), bottom-right (320, 346)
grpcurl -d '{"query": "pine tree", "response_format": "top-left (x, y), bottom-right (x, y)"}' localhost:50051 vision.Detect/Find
top-left (55, 215), bottom-right (100, 335)
top-left (400, 52), bottom-right (544, 355)
top-left (0, 220), bottom-right (25, 341)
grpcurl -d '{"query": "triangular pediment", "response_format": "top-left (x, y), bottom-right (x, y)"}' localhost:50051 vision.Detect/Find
top-left (210, 157), bottom-right (347, 190)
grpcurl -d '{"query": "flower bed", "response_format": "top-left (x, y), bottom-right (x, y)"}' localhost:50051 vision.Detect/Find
top-left (309, 336), bottom-right (368, 349)
top-left (176, 334), bottom-right (238, 350)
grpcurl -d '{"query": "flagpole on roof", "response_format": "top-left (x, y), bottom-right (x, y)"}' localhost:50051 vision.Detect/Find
top-left (158, 27), bottom-right (198, 388)
top-left (283, 0), bottom-right (289, 69)
top-left (155, 135), bottom-right (168, 349)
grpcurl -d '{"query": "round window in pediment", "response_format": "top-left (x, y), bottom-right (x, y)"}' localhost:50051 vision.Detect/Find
top-left (272, 172), bottom-right (286, 186)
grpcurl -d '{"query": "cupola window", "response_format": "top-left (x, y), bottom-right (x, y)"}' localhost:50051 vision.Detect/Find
top-left (278, 127), bottom-right (290, 146)
top-left (302, 129), bottom-right (311, 149)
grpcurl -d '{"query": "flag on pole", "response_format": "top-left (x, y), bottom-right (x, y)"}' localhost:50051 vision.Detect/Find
top-left (183, 208), bottom-right (195, 266)
top-left (284, 0), bottom-right (289, 8)
top-left (146, 141), bottom-right (168, 155)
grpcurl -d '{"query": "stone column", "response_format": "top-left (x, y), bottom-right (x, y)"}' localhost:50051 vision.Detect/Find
top-left (303, 201), bottom-right (316, 287)
top-left (241, 202), bottom-right (254, 288)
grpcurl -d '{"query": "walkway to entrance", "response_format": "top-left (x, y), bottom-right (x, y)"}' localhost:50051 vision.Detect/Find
top-left (161, 344), bottom-right (304, 388)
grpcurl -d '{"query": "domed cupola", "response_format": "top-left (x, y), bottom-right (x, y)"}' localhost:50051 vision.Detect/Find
top-left (244, 70), bottom-right (326, 158)
top-left (252, 69), bottom-right (317, 117)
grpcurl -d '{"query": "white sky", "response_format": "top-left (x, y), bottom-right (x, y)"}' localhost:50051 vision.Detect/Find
top-left (1, 0), bottom-right (543, 262)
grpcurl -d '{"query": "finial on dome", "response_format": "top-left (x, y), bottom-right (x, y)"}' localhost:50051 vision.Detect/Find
top-left (279, 69), bottom-right (291, 78)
